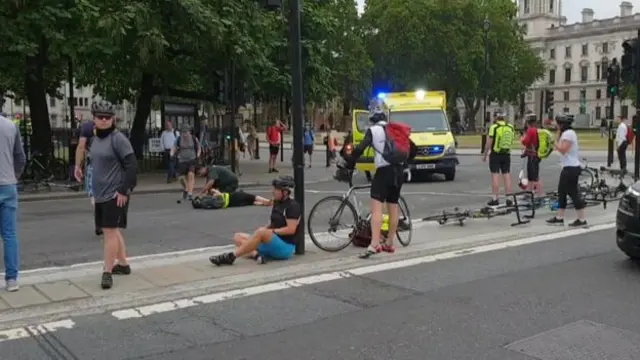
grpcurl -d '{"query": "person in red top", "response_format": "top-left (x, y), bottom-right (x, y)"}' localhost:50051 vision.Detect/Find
top-left (266, 119), bottom-right (286, 173)
top-left (521, 115), bottom-right (542, 194)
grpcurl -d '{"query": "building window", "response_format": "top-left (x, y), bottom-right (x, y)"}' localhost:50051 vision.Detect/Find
top-left (549, 69), bottom-right (556, 84)
top-left (563, 91), bottom-right (570, 101)
top-left (73, 97), bottom-right (78, 106)
top-left (601, 61), bottom-right (608, 79)
top-left (564, 68), bottom-right (571, 83)
top-left (622, 105), bottom-right (629, 118)
top-left (603, 42), bottom-right (609, 54)
top-left (563, 107), bottom-right (570, 113)
top-left (582, 44), bottom-right (588, 56)
top-left (580, 66), bottom-right (588, 82)
top-left (549, 0), bottom-right (553, 11)
top-left (548, 109), bottom-right (554, 119)
top-left (596, 89), bottom-right (601, 99)
top-left (50, 114), bottom-right (58, 126)
top-left (595, 106), bottom-right (601, 119)
top-left (524, 0), bottom-right (529, 14)
top-left (83, 97), bottom-right (88, 107)
top-left (596, 64), bottom-right (601, 80)
top-left (521, 24), bottom-right (527, 34)
top-left (526, 92), bottom-right (533, 101)
top-left (49, 97), bottom-right (56, 107)
top-left (565, 46), bottom-right (571, 58)
top-left (550, 48), bottom-right (555, 59)
top-left (14, 100), bottom-right (21, 106)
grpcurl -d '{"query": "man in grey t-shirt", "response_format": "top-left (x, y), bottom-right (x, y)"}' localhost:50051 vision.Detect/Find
top-left (171, 125), bottom-right (201, 200)
top-left (87, 100), bottom-right (138, 290)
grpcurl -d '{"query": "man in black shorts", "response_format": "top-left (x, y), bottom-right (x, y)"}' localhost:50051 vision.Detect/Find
top-left (482, 111), bottom-right (514, 206)
top-left (198, 165), bottom-right (239, 195)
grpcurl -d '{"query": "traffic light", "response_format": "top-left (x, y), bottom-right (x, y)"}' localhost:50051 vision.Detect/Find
top-left (544, 89), bottom-right (554, 112)
top-left (621, 39), bottom-right (638, 84)
top-left (607, 65), bottom-right (620, 97)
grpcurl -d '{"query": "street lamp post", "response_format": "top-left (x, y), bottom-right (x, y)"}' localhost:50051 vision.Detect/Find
top-left (481, 16), bottom-right (490, 154)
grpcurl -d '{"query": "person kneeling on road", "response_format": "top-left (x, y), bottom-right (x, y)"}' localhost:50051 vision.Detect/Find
top-left (198, 164), bottom-right (239, 195)
top-left (193, 188), bottom-right (272, 209)
top-left (208, 176), bottom-right (300, 265)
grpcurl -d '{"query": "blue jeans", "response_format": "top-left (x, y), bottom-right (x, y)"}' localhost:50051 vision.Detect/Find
top-left (0, 185), bottom-right (19, 281)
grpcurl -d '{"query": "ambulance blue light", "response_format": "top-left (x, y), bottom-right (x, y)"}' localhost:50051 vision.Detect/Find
top-left (376, 92), bottom-right (386, 99)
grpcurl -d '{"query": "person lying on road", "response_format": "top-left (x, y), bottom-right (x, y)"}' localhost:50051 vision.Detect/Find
top-left (198, 165), bottom-right (239, 196)
top-left (208, 176), bottom-right (300, 265)
top-left (192, 189), bottom-right (271, 209)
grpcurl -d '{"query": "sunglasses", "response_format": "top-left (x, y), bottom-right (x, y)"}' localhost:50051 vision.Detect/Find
top-left (95, 115), bottom-right (113, 120)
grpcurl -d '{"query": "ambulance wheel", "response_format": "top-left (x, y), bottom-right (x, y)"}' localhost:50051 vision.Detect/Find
top-left (443, 168), bottom-right (456, 181)
top-left (365, 171), bottom-right (372, 182)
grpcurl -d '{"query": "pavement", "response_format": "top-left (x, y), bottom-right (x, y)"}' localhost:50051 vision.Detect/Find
top-left (0, 210), bottom-right (627, 359)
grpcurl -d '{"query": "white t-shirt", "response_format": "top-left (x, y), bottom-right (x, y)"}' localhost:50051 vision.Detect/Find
top-left (616, 122), bottom-right (629, 147)
top-left (559, 129), bottom-right (580, 168)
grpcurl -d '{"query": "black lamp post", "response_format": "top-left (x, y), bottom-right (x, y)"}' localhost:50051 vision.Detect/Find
top-left (481, 16), bottom-right (491, 154)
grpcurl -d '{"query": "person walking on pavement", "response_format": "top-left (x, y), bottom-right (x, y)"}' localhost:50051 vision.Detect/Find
top-left (74, 119), bottom-right (103, 236)
top-left (616, 117), bottom-right (630, 174)
top-left (266, 119), bottom-right (286, 173)
top-left (303, 123), bottom-right (315, 167)
top-left (171, 125), bottom-right (201, 201)
top-left (483, 111), bottom-right (515, 206)
top-left (600, 118), bottom-right (608, 138)
top-left (160, 120), bottom-right (178, 183)
top-left (87, 100), bottom-right (138, 290)
top-left (245, 121), bottom-right (257, 160)
top-left (0, 114), bottom-right (26, 292)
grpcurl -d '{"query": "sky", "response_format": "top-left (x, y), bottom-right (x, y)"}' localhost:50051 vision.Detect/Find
top-left (355, 0), bottom-right (640, 24)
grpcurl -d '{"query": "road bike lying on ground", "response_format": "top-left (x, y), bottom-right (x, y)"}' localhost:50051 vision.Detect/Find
top-left (307, 166), bottom-right (412, 252)
top-left (579, 157), bottom-right (632, 200)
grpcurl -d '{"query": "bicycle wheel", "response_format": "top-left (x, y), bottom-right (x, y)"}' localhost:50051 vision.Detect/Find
top-left (395, 195), bottom-right (413, 247)
top-left (50, 158), bottom-right (69, 181)
top-left (578, 167), bottom-right (595, 191)
top-left (308, 196), bottom-right (358, 252)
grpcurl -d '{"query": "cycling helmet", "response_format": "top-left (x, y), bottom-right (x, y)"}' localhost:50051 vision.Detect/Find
top-left (555, 114), bottom-right (573, 124)
top-left (91, 99), bottom-right (116, 116)
top-left (272, 175), bottom-right (295, 190)
top-left (368, 98), bottom-right (387, 123)
top-left (494, 110), bottom-right (506, 120)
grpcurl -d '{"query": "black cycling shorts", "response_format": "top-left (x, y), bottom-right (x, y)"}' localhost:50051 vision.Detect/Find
top-left (370, 165), bottom-right (404, 204)
top-left (489, 152), bottom-right (510, 174)
top-left (526, 156), bottom-right (540, 181)
top-left (228, 191), bottom-right (257, 207)
top-left (269, 145), bottom-right (280, 155)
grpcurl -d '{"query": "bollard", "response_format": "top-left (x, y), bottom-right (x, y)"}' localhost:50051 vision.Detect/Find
top-left (480, 134), bottom-right (487, 154)
top-left (325, 144), bottom-right (331, 168)
top-left (254, 138), bottom-right (260, 159)
top-left (280, 131), bottom-right (284, 162)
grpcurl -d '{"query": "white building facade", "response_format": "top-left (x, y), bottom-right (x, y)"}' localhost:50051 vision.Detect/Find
top-left (478, 0), bottom-right (640, 127)
top-left (1, 85), bottom-right (136, 128)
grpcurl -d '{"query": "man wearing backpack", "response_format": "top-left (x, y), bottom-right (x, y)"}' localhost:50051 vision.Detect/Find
top-left (483, 111), bottom-right (514, 206)
top-left (344, 100), bottom-right (417, 259)
top-left (615, 117), bottom-right (631, 174)
top-left (171, 125), bottom-right (201, 200)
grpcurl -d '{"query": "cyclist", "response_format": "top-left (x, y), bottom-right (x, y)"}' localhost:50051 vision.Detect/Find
top-left (521, 115), bottom-right (542, 195)
top-left (208, 176), bottom-right (300, 265)
top-left (483, 111), bottom-right (514, 206)
top-left (344, 99), bottom-right (416, 259)
top-left (546, 115), bottom-right (587, 227)
top-left (195, 188), bottom-right (271, 208)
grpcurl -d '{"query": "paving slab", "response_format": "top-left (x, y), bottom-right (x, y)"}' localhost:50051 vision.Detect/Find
top-left (137, 264), bottom-right (213, 286)
top-left (0, 286), bottom-right (50, 308)
top-left (34, 281), bottom-right (89, 302)
top-left (73, 274), bottom-right (154, 296)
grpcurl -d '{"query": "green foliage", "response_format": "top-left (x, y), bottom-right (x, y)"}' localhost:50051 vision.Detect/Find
top-left (363, 0), bottom-right (544, 120)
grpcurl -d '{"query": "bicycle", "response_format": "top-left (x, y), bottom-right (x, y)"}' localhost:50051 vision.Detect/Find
top-left (19, 151), bottom-right (69, 190)
top-left (307, 166), bottom-right (412, 252)
top-left (580, 157), bottom-right (631, 199)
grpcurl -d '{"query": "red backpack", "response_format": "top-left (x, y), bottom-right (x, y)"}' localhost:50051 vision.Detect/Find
top-left (379, 123), bottom-right (411, 164)
top-left (626, 124), bottom-right (634, 144)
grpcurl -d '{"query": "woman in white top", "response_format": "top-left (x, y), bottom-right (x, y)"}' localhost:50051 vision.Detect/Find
top-left (547, 115), bottom-right (587, 227)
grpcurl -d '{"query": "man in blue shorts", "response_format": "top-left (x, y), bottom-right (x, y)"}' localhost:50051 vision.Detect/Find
top-left (208, 176), bottom-right (300, 265)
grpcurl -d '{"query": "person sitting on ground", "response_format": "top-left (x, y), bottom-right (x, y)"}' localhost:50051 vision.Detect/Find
top-left (193, 188), bottom-right (271, 209)
top-left (198, 164), bottom-right (239, 195)
top-left (208, 176), bottom-right (300, 265)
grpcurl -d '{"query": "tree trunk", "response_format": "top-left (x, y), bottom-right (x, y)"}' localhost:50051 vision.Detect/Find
top-left (130, 73), bottom-right (155, 159)
top-left (462, 97), bottom-right (482, 131)
top-left (25, 53), bottom-right (51, 158)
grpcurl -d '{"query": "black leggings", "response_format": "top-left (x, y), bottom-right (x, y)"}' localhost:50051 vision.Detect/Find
top-left (557, 166), bottom-right (585, 210)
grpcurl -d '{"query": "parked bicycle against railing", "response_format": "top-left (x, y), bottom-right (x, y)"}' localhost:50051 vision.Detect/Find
top-left (19, 151), bottom-right (70, 191)
top-left (307, 166), bottom-right (412, 252)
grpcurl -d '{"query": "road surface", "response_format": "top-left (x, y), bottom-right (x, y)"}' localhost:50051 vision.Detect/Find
top-left (17, 154), bottom-right (608, 270)
top-left (3, 228), bottom-right (638, 359)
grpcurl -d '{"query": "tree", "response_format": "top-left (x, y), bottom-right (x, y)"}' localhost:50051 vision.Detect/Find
top-left (362, 0), bottom-right (544, 127)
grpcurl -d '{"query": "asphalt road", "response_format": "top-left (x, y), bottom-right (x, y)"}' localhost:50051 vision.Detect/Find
top-left (4, 228), bottom-right (639, 359)
top-left (17, 154), bottom-right (607, 270)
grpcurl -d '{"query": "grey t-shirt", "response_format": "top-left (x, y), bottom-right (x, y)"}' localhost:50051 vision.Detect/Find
top-left (89, 131), bottom-right (134, 203)
top-left (176, 134), bottom-right (197, 163)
